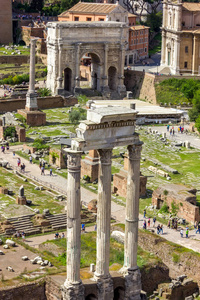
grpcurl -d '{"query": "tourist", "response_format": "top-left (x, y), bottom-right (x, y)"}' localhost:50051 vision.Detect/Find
top-left (94, 224), bottom-right (97, 231)
top-left (153, 217), bottom-right (156, 227)
top-left (61, 232), bottom-right (65, 238)
top-left (157, 224), bottom-right (160, 234)
top-left (50, 168), bottom-right (53, 176)
top-left (196, 223), bottom-right (200, 234)
top-left (39, 161), bottom-right (42, 169)
top-left (167, 124), bottom-right (170, 132)
top-left (6, 142), bottom-right (9, 151)
top-left (22, 163), bottom-right (25, 173)
top-left (29, 155), bottom-right (32, 163)
top-left (21, 231), bottom-right (26, 241)
top-left (17, 158), bottom-right (21, 167)
top-left (81, 223), bottom-right (85, 233)
top-left (186, 228), bottom-right (189, 238)
top-left (180, 229), bottom-right (183, 238)
top-left (143, 220), bottom-right (146, 230)
top-left (167, 220), bottom-right (171, 228)
top-left (143, 209), bottom-right (146, 218)
top-left (160, 224), bottom-right (163, 234)
top-left (41, 166), bottom-right (45, 175)
top-left (13, 151), bottom-right (15, 158)
top-left (148, 218), bottom-right (150, 228)
top-left (170, 129), bottom-right (172, 135)
top-left (16, 231), bottom-right (20, 239)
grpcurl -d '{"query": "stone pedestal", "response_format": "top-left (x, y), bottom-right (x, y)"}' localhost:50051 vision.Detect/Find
top-left (17, 109), bottom-right (46, 126)
top-left (124, 267), bottom-right (141, 300)
top-left (94, 148), bottom-right (114, 299)
top-left (63, 149), bottom-right (84, 300)
top-left (16, 196), bottom-right (26, 205)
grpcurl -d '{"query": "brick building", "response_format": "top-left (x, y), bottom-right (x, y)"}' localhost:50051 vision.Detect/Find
top-left (126, 25), bottom-right (149, 65)
top-left (58, 2), bottom-right (149, 64)
top-left (0, 0), bottom-right (12, 44)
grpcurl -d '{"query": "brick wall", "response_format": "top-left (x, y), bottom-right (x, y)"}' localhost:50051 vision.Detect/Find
top-left (0, 96), bottom-right (78, 113)
top-left (124, 70), bottom-right (156, 104)
top-left (49, 148), bottom-right (67, 168)
top-left (0, 0), bottom-right (12, 44)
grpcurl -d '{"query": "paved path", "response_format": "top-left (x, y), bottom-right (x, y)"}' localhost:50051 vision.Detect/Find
top-left (1, 145), bottom-right (200, 253)
top-left (153, 125), bottom-right (200, 150)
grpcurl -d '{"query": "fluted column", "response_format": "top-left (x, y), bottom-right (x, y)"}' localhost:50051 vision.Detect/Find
top-left (117, 43), bottom-right (126, 98)
top-left (94, 148), bottom-right (113, 300)
top-left (101, 43), bottom-right (109, 94)
top-left (62, 149), bottom-right (84, 300)
top-left (161, 31), bottom-right (166, 66)
top-left (192, 36), bottom-right (198, 75)
top-left (123, 143), bottom-right (142, 300)
top-left (75, 43), bottom-right (81, 89)
top-left (25, 38), bottom-right (38, 111)
top-left (57, 42), bottom-right (63, 89)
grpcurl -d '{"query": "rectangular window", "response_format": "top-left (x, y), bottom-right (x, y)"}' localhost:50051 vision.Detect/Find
top-left (74, 17), bottom-right (79, 21)
top-left (99, 18), bottom-right (104, 21)
top-left (184, 61), bottom-right (188, 68)
top-left (87, 17), bottom-right (92, 21)
top-left (185, 46), bottom-right (188, 53)
top-left (145, 47), bottom-right (147, 53)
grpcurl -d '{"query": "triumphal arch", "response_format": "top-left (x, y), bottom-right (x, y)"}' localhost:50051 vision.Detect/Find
top-left (46, 22), bottom-right (127, 98)
top-left (62, 106), bottom-right (142, 300)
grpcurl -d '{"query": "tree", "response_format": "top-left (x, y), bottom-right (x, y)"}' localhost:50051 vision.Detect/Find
top-left (195, 115), bottom-right (200, 133)
top-left (30, 0), bottom-right (44, 12)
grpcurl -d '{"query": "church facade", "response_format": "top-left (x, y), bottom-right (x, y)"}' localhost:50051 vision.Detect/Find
top-left (161, 0), bottom-right (200, 75)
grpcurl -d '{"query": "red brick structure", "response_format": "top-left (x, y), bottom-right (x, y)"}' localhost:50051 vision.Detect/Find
top-left (113, 155), bottom-right (147, 198)
top-left (0, 187), bottom-right (8, 194)
top-left (17, 109), bottom-right (46, 126)
top-left (23, 144), bottom-right (37, 154)
top-left (49, 148), bottom-right (67, 169)
top-left (81, 150), bottom-right (99, 182)
top-left (0, 0), bottom-right (12, 44)
top-left (152, 184), bottom-right (200, 224)
top-left (0, 126), bottom-right (26, 142)
top-left (16, 196), bottom-right (27, 205)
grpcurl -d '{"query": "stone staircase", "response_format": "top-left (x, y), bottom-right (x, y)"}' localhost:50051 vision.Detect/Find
top-left (7, 214), bottom-right (41, 235)
top-left (46, 213), bottom-right (67, 230)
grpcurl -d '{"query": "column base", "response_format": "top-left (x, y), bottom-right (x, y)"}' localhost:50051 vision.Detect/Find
top-left (62, 280), bottom-right (84, 300)
top-left (122, 267), bottom-right (141, 300)
top-left (94, 274), bottom-right (114, 300)
top-left (26, 92), bottom-right (38, 111)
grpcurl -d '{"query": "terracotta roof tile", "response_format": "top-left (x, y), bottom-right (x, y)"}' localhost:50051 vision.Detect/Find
top-left (128, 13), bottom-right (137, 17)
top-left (182, 2), bottom-right (200, 12)
top-left (60, 2), bottom-right (121, 15)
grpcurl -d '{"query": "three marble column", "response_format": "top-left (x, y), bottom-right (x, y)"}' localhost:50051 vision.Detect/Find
top-left (64, 144), bottom-right (142, 299)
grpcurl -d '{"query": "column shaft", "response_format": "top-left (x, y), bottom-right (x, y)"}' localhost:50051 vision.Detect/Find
top-left (94, 148), bottom-right (113, 300)
top-left (57, 43), bottom-right (63, 89)
top-left (192, 36), bottom-right (198, 75)
top-left (29, 39), bottom-right (37, 93)
top-left (63, 150), bottom-right (84, 300)
top-left (124, 144), bottom-right (142, 269)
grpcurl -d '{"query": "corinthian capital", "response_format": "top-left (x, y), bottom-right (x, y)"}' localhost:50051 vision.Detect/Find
top-left (67, 150), bottom-right (82, 170)
top-left (127, 144), bottom-right (142, 161)
top-left (97, 148), bottom-right (112, 165)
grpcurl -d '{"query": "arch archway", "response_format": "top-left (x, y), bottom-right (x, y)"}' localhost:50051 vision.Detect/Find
top-left (108, 66), bottom-right (117, 91)
top-left (113, 286), bottom-right (125, 300)
top-left (64, 67), bottom-right (72, 92)
top-left (80, 52), bottom-right (101, 91)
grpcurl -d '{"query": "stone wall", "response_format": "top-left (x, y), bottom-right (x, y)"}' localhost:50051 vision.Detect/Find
top-left (0, 280), bottom-right (46, 300)
top-left (152, 184), bottom-right (200, 224)
top-left (0, 96), bottom-right (77, 113)
top-left (49, 148), bottom-right (67, 169)
top-left (138, 230), bottom-right (200, 287)
top-left (124, 70), bottom-right (157, 104)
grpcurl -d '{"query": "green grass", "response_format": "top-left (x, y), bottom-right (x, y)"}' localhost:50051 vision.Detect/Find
top-left (0, 45), bottom-right (30, 56)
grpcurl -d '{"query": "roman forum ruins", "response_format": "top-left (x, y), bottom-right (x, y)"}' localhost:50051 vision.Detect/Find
top-left (46, 22), bottom-right (128, 98)
top-left (63, 106), bottom-right (142, 300)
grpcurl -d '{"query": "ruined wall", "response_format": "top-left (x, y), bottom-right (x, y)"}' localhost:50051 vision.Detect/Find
top-left (0, 96), bottom-right (77, 113)
top-left (138, 230), bottom-right (200, 287)
top-left (0, 280), bottom-right (46, 300)
top-left (152, 190), bottom-right (200, 224)
top-left (124, 70), bottom-right (157, 104)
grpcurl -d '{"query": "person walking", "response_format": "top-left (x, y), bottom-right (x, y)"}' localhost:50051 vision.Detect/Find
top-left (148, 218), bottom-right (150, 228)
top-left (29, 155), bottom-right (32, 164)
top-left (153, 217), bottom-right (156, 227)
top-left (180, 229), bottom-right (183, 238)
top-left (50, 168), bottom-right (53, 176)
top-left (186, 228), bottom-right (189, 238)
top-left (196, 223), bottom-right (200, 234)
top-left (41, 166), bottom-right (45, 175)
top-left (143, 209), bottom-right (146, 218)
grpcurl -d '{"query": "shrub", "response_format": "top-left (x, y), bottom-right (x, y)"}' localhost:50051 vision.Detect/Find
top-left (32, 138), bottom-right (49, 150)
top-left (171, 201), bottom-right (179, 214)
top-left (38, 88), bottom-right (51, 97)
top-left (172, 253), bottom-right (180, 263)
top-left (3, 127), bottom-right (16, 138)
top-left (159, 202), bottom-right (169, 213)
top-left (69, 108), bottom-right (86, 125)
